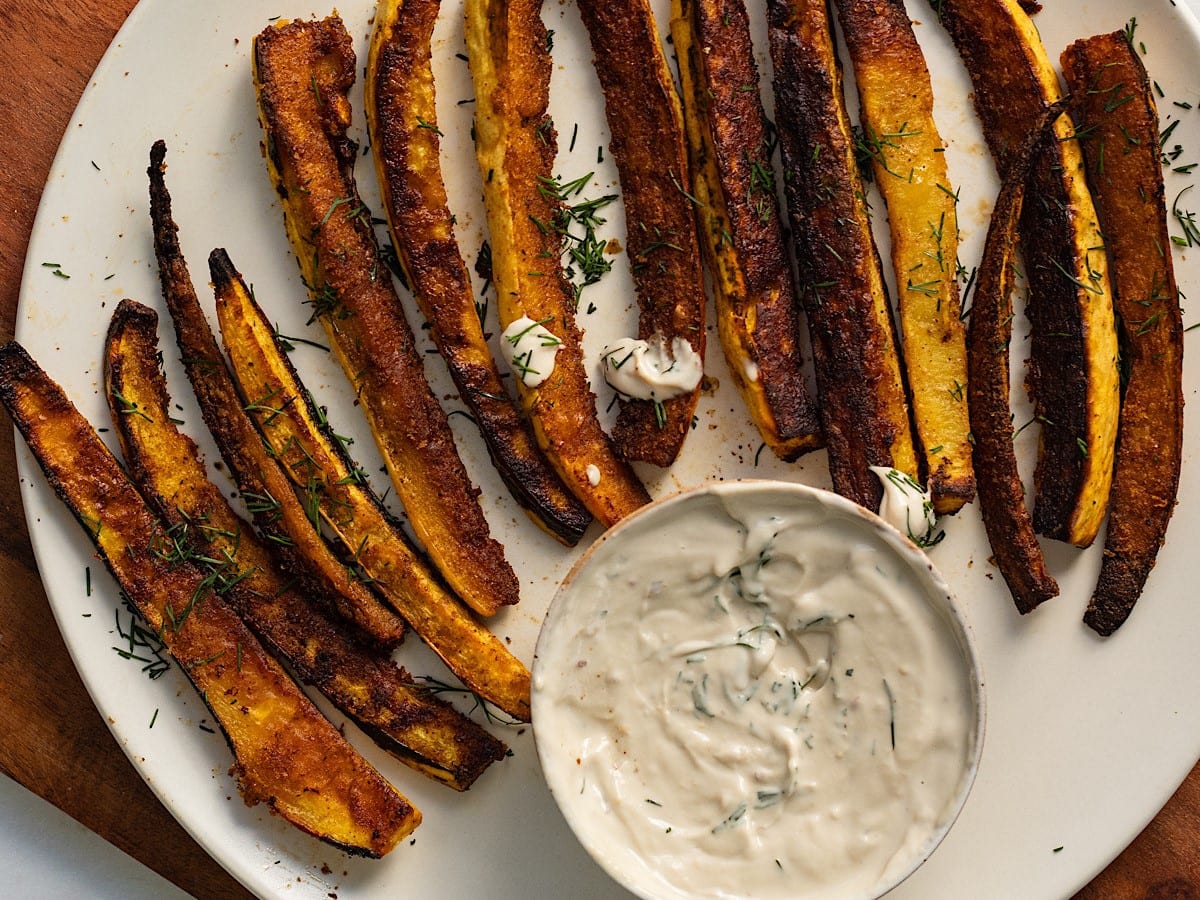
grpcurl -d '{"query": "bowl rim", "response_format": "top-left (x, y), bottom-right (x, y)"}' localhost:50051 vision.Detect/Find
top-left (531, 478), bottom-right (987, 900)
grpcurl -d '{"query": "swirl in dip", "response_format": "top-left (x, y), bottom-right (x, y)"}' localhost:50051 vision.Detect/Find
top-left (533, 482), bottom-right (982, 900)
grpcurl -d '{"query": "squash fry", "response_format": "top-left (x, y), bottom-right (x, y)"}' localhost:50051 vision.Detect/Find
top-left (0, 341), bottom-right (419, 856)
top-left (670, 0), bottom-right (822, 462)
top-left (968, 106), bottom-right (1063, 614)
top-left (253, 16), bottom-right (520, 613)
top-left (366, 0), bottom-right (590, 545)
top-left (576, 0), bottom-right (706, 466)
top-left (210, 248), bottom-right (532, 721)
top-left (834, 0), bottom-right (974, 515)
top-left (148, 142), bottom-right (406, 649)
top-left (767, 0), bottom-right (918, 511)
top-left (932, 0), bottom-right (1119, 547)
top-left (1062, 32), bottom-right (1185, 634)
top-left (106, 298), bottom-right (507, 789)
top-left (465, 0), bottom-right (651, 526)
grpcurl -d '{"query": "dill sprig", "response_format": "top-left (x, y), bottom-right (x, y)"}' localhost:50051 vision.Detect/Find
top-left (414, 675), bottom-right (523, 726)
top-left (474, 240), bottom-right (493, 325)
top-left (111, 389), bottom-right (153, 423)
top-left (536, 171), bottom-right (618, 304)
top-left (113, 592), bottom-right (171, 680)
top-left (853, 122), bottom-right (921, 182)
top-left (272, 323), bottom-right (330, 353)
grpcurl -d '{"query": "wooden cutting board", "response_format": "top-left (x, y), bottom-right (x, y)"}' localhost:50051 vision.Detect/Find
top-left (0, 2), bottom-right (1194, 898)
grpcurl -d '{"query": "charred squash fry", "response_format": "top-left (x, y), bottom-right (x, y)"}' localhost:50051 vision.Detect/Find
top-left (670, 0), bottom-right (822, 462)
top-left (106, 299), bottom-right (507, 789)
top-left (933, 0), bottom-right (1119, 547)
top-left (253, 17), bottom-right (520, 614)
top-left (968, 106), bottom-right (1063, 614)
top-left (211, 249), bottom-right (532, 721)
top-left (1062, 33), bottom-right (1185, 635)
top-left (576, 0), bottom-right (706, 466)
top-left (767, 0), bottom-right (918, 511)
top-left (834, 0), bottom-right (974, 515)
top-left (148, 142), bottom-right (406, 649)
top-left (365, 0), bottom-right (590, 545)
top-left (465, 0), bottom-right (651, 526)
top-left (0, 341), bottom-right (419, 855)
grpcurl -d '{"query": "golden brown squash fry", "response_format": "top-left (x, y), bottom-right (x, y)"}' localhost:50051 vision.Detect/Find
top-left (834, 0), bottom-right (974, 515)
top-left (932, 0), bottom-right (1119, 547)
top-left (465, 0), bottom-right (651, 527)
top-left (211, 248), bottom-right (532, 721)
top-left (670, 0), bottom-right (822, 462)
top-left (106, 298), bottom-right (507, 789)
top-left (968, 106), bottom-right (1063, 614)
top-left (576, 0), bottom-right (706, 466)
top-left (1062, 32), bottom-right (1185, 634)
top-left (254, 16), bottom-right (520, 613)
top-left (148, 142), bottom-right (406, 649)
top-left (767, 0), bottom-right (918, 511)
top-left (0, 341), bottom-right (419, 856)
top-left (366, 0), bottom-right (590, 545)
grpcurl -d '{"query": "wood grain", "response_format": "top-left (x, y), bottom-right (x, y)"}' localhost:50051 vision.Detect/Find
top-left (1073, 769), bottom-right (1200, 900)
top-left (0, 1), bottom-right (249, 897)
top-left (0, 1), bottom-right (1193, 898)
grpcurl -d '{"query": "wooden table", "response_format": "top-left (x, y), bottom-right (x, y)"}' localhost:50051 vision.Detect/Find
top-left (0, 2), bottom-right (1197, 897)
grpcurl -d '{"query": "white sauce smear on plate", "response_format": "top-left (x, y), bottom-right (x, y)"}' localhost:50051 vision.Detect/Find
top-left (600, 334), bottom-right (703, 400)
top-left (500, 316), bottom-right (562, 387)
top-left (870, 466), bottom-right (939, 545)
top-left (535, 489), bottom-right (978, 900)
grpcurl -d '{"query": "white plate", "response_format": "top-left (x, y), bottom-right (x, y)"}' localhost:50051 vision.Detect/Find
top-left (15, 0), bottom-right (1200, 897)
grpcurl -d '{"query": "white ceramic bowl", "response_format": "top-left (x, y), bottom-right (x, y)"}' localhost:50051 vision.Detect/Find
top-left (532, 480), bottom-right (985, 900)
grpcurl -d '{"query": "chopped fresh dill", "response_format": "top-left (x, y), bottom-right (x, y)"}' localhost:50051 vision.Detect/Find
top-left (415, 115), bottom-right (443, 136)
top-left (712, 802), bottom-right (748, 834)
top-left (273, 323), bottom-right (330, 353)
top-left (883, 678), bottom-right (896, 750)
top-left (112, 593), bottom-right (171, 680)
top-left (414, 675), bottom-right (523, 726)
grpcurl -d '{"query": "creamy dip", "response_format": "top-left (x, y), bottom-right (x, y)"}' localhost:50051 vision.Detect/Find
top-left (601, 335), bottom-right (703, 401)
top-left (500, 316), bottom-right (562, 387)
top-left (534, 484), bottom-right (980, 900)
top-left (869, 466), bottom-right (940, 547)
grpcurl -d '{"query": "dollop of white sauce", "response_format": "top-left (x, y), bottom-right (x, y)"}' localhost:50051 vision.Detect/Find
top-left (500, 316), bottom-right (562, 388)
top-left (586, 464), bottom-right (602, 487)
top-left (535, 490), bottom-right (977, 900)
top-left (742, 359), bottom-right (760, 383)
top-left (870, 466), bottom-right (939, 546)
top-left (600, 335), bottom-right (703, 401)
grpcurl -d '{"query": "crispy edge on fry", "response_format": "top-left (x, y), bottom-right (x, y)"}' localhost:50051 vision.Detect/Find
top-left (210, 249), bottom-right (532, 722)
top-left (366, 0), bottom-right (590, 545)
top-left (576, 0), bottom-right (706, 466)
top-left (670, 0), bottom-right (822, 462)
top-left (147, 141), bottom-right (407, 649)
top-left (834, 0), bottom-right (974, 515)
top-left (967, 107), bottom-right (1063, 614)
top-left (767, 0), bottom-right (918, 511)
top-left (105, 298), bottom-right (507, 789)
top-left (0, 340), bottom-right (419, 855)
top-left (253, 16), bottom-right (520, 614)
top-left (1062, 32), bottom-right (1185, 635)
top-left (932, 0), bottom-right (1119, 546)
top-left (465, 0), bottom-right (651, 527)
